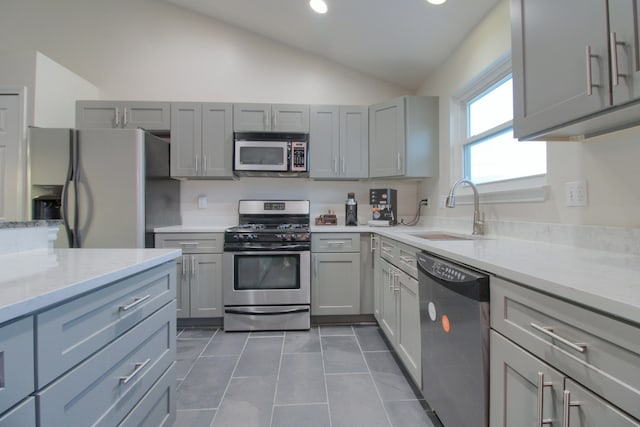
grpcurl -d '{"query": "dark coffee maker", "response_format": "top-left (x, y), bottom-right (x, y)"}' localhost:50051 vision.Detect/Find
top-left (32, 195), bottom-right (61, 220)
top-left (345, 193), bottom-right (358, 226)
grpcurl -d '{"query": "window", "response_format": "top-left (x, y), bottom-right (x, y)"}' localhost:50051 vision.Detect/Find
top-left (457, 60), bottom-right (546, 188)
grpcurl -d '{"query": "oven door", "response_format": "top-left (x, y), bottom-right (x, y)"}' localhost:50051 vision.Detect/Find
top-left (223, 250), bottom-right (310, 306)
top-left (234, 140), bottom-right (289, 171)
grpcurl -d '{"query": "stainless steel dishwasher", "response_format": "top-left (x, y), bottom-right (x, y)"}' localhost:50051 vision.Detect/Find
top-left (417, 251), bottom-right (490, 427)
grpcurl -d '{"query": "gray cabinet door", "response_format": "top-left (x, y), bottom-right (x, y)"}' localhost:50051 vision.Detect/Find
top-left (396, 271), bottom-right (421, 387)
top-left (369, 98), bottom-right (404, 178)
top-left (311, 252), bottom-right (361, 315)
top-left (309, 105), bottom-right (340, 178)
top-left (190, 254), bottom-right (223, 318)
top-left (122, 102), bottom-right (171, 131)
top-left (512, 0), bottom-right (609, 139)
top-left (379, 259), bottom-right (398, 341)
top-left (170, 103), bottom-right (201, 177)
top-left (272, 104), bottom-right (310, 132)
top-left (76, 101), bottom-right (120, 128)
top-left (490, 331), bottom-right (564, 427)
top-left (202, 103), bottom-right (233, 177)
top-left (176, 256), bottom-right (190, 319)
top-left (0, 317), bottom-right (34, 415)
top-left (564, 378), bottom-right (640, 427)
top-left (372, 236), bottom-right (382, 322)
top-left (233, 103), bottom-right (271, 131)
top-left (340, 106), bottom-right (368, 179)
top-left (609, 0), bottom-right (640, 106)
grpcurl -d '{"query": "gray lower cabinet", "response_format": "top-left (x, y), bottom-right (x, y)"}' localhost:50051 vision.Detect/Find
top-left (376, 236), bottom-right (421, 386)
top-left (171, 102), bottom-right (233, 178)
top-left (309, 105), bottom-right (368, 179)
top-left (0, 398), bottom-right (35, 427)
top-left (233, 103), bottom-right (309, 132)
top-left (155, 233), bottom-right (224, 318)
top-left (491, 331), bottom-right (640, 426)
top-left (311, 233), bottom-right (361, 315)
top-left (490, 276), bottom-right (640, 425)
top-left (372, 235), bottom-right (382, 322)
top-left (76, 101), bottom-right (171, 131)
top-left (0, 317), bottom-right (34, 421)
top-left (368, 96), bottom-right (437, 178)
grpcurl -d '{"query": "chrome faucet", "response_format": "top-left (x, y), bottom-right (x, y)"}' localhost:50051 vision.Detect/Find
top-left (446, 179), bottom-right (484, 235)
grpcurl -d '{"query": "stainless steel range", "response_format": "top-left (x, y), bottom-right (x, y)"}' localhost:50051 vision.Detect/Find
top-left (223, 200), bottom-right (311, 331)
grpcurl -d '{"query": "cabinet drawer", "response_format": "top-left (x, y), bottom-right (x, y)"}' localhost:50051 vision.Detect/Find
top-left (0, 317), bottom-right (34, 415)
top-left (36, 262), bottom-right (175, 387)
top-left (312, 233), bottom-right (360, 252)
top-left (380, 237), bottom-right (419, 278)
top-left (380, 237), bottom-right (398, 263)
top-left (155, 233), bottom-right (223, 253)
top-left (0, 397), bottom-right (35, 427)
top-left (491, 277), bottom-right (640, 420)
top-left (37, 301), bottom-right (176, 427)
top-left (119, 363), bottom-right (176, 427)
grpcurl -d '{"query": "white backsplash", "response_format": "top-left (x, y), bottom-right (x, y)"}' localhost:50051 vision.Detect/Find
top-left (422, 216), bottom-right (640, 255)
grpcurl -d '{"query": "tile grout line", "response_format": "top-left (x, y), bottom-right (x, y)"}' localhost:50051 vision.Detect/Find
top-left (208, 331), bottom-right (250, 427)
top-left (176, 329), bottom-right (219, 391)
top-left (352, 325), bottom-right (395, 427)
top-left (318, 327), bottom-right (334, 427)
top-left (269, 331), bottom-right (287, 427)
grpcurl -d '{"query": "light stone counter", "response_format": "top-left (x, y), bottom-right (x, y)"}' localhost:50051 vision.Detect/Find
top-left (154, 225), bottom-right (230, 233)
top-left (0, 248), bottom-right (181, 324)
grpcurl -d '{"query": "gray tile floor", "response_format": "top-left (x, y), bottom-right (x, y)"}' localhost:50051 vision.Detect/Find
top-left (173, 324), bottom-right (438, 427)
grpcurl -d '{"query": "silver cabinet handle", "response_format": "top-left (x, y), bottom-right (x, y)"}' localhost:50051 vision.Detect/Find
top-left (326, 241), bottom-right (346, 246)
top-left (370, 235), bottom-right (377, 254)
top-left (119, 358), bottom-right (151, 385)
top-left (114, 107), bottom-right (120, 127)
top-left (334, 157), bottom-right (339, 175)
top-left (273, 110), bottom-right (278, 129)
top-left (203, 155), bottom-right (207, 173)
top-left (610, 32), bottom-right (626, 86)
top-left (394, 271), bottom-right (400, 292)
top-left (123, 107), bottom-right (129, 127)
top-left (191, 255), bottom-right (196, 275)
top-left (314, 254), bottom-right (318, 278)
top-left (399, 255), bottom-right (414, 263)
top-left (341, 157), bottom-right (346, 174)
top-left (397, 152), bottom-right (401, 171)
top-left (585, 46), bottom-right (600, 96)
top-left (562, 390), bottom-right (581, 427)
top-left (179, 241), bottom-right (198, 247)
top-left (119, 294), bottom-right (151, 312)
top-left (182, 255), bottom-right (187, 276)
top-left (530, 323), bottom-right (587, 353)
top-left (537, 372), bottom-right (554, 426)
top-left (195, 155), bottom-right (200, 175)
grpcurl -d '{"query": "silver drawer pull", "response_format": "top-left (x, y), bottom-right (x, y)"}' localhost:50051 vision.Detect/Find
top-left (400, 256), bottom-right (414, 263)
top-left (530, 323), bottom-right (587, 353)
top-left (179, 242), bottom-right (198, 247)
top-left (118, 294), bottom-right (151, 312)
top-left (119, 358), bottom-right (151, 385)
top-left (327, 241), bottom-right (346, 245)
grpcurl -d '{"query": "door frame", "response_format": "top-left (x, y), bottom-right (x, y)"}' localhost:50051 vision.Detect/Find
top-left (0, 86), bottom-right (28, 220)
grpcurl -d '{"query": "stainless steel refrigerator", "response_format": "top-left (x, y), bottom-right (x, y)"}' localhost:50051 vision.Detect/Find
top-left (28, 128), bottom-right (181, 248)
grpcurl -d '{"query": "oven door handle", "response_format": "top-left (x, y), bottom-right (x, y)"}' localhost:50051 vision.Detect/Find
top-left (225, 307), bottom-right (310, 316)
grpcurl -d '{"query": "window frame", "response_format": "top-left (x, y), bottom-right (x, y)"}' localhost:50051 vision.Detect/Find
top-left (450, 53), bottom-right (548, 205)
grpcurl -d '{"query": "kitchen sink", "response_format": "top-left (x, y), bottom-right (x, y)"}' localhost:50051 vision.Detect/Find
top-left (404, 231), bottom-right (476, 241)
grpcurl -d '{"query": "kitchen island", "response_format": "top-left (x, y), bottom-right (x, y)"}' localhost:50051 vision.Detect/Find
top-left (0, 247), bottom-right (180, 426)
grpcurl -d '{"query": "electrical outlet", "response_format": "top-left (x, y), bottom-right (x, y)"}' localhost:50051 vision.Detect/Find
top-left (565, 181), bottom-right (588, 207)
top-left (421, 198), bottom-right (430, 207)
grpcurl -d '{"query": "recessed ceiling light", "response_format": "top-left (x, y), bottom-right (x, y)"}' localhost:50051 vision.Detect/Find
top-left (427, 0), bottom-right (447, 5)
top-left (309, 0), bottom-right (328, 14)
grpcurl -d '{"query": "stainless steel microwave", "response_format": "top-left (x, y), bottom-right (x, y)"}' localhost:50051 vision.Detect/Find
top-left (233, 132), bottom-right (309, 176)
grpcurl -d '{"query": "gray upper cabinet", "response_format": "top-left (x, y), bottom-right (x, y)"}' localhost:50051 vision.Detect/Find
top-left (170, 102), bottom-right (233, 178)
top-left (368, 96), bottom-right (437, 178)
top-left (310, 105), bottom-right (368, 179)
top-left (512, 0), bottom-right (640, 140)
top-left (76, 101), bottom-right (171, 131)
top-left (233, 103), bottom-right (309, 132)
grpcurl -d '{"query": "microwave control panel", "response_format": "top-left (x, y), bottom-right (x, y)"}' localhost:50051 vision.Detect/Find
top-left (290, 141), bottom-right (307, 171)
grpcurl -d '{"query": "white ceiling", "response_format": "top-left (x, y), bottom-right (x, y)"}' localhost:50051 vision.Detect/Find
top-left (166, 0), bottom-right (501, 90)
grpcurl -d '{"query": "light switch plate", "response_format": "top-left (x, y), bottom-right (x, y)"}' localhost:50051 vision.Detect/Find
top-left (197, 196), bottom-right (208, 209)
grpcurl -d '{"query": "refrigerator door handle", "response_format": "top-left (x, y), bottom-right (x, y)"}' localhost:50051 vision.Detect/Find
top-left (62, 129), bottom-right (75, 247)
top-left (72, 130), bottom-right (81, 248)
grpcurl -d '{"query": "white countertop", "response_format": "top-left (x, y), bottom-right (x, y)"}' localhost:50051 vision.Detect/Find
top-left (155, 225), bottom-right (230, 233)
top-left (156, 223), bottom-right (640, 324)
top-left (0, 248), bottom-right (181, 324)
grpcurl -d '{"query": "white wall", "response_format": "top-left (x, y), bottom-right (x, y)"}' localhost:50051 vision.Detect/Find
top-left (0, 0), bottom-right (407, 104)
top-left (417, 0), bottom-right (640, 228)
